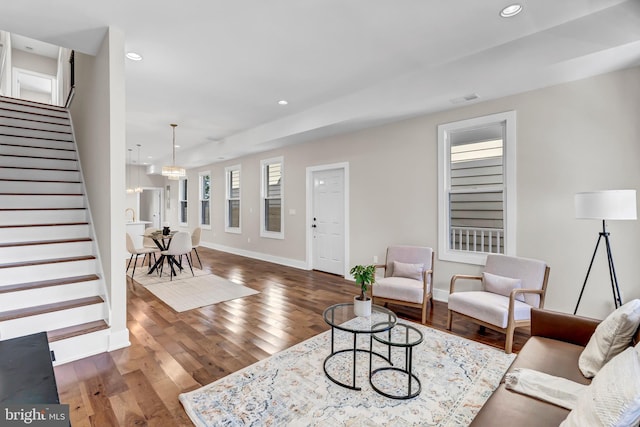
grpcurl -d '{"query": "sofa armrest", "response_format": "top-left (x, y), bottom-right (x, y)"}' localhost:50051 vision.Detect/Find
top-left (530, 308), bottom-right (600, 347)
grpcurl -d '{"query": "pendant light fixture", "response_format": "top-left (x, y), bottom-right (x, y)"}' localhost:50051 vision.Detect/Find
top-left (161, 123), bottom-right (186, 180)
top-left (126, 148), bottom-right (134, 194)
top-left (135, 144), bottom-right (143, 193)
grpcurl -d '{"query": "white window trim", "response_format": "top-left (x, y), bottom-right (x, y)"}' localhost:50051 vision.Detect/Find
top-left (225, 164), bottom-right (241, 234)
top-left (198, 171), bottom-right (211, 230)
top-left (178, 177), bottom-right (188, 227)
top-left (437, 111), bottom-right (517, 265)
top-left (260, 157), bottom-right (284, 239)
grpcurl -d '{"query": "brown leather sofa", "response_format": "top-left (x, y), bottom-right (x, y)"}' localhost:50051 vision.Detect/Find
top-left (470, 307), bottom-right (640, 426)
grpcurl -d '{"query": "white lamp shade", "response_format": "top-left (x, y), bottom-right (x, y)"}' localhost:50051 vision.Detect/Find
top-left (575, 190), bottom-right (637, 220)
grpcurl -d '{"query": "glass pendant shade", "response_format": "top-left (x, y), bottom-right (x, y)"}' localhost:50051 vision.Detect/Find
top-left (161, 124), bottom-right (186, 179)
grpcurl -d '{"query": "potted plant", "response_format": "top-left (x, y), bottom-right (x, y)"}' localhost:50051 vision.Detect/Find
top-left (350, 264), bottom-right (376, 317)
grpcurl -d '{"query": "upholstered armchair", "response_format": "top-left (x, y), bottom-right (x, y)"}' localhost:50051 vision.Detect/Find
top-left (447, 254), bottom-right (550, 353)
top-left (372, 245), bottom-right (434, 324)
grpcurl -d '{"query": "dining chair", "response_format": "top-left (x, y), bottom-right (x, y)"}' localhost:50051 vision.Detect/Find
top-left (190, 227), bottom-right (202, 269)
top-left (142, 227), bottom-right (160, 265)
top-left (160, 231), bottom-right (194, 280)
top-left (126, 233), bottom-right (159, 278)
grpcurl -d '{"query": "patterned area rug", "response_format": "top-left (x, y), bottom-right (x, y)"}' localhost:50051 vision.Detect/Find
top-left (179, 320), bottom-right (515, 426)
top-left (130, 267), bottom-right (259, 312)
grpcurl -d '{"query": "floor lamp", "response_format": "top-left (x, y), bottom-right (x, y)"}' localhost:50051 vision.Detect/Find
top-left (574, 190), bottom-right (637, 314)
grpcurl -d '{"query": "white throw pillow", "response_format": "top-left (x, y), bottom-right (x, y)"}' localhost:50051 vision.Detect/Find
top-left (561, 347), bottom-right (640, 427)
top-left (579, 299), bottom-right (640, 378)
top-left (392, 261), bottom-right (424, 281)
top-left (482, 271), bottom-right (524, 302)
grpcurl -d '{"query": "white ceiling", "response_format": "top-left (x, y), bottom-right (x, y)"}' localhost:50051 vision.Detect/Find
top-left (1, 0), bottom-right (639, 169)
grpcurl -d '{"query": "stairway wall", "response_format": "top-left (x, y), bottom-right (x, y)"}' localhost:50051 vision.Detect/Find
top-left (69, 27), bottom-right (129, 352)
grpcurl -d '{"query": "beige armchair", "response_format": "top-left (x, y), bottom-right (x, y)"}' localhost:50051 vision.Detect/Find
top-left (447, 254), bottom-right (550, 353)
top-left (372, 245), bottom-right (434, 324)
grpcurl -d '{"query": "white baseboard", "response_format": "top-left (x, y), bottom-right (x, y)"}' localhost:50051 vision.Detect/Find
top-left (201, 241), bottom-right (309, 270)
top-left (433, 288), bottom-right (449, 303)
top-left (108, 328), bottom-right (131, 351)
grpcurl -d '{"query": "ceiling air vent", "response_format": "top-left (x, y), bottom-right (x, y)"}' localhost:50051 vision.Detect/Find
top-left (450, 93), bottom-right (480, 104)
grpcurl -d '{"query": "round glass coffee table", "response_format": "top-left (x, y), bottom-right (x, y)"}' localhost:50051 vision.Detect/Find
top-left (369, 322), bottom-right (424, 399)
top-left (323, 303), bottom-right (397, 390)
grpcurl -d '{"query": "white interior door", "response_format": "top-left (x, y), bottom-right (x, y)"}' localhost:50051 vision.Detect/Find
top-left (312, 168), bottom-right (345, 275)
top-left (139, 188), bottom-right (163, 229)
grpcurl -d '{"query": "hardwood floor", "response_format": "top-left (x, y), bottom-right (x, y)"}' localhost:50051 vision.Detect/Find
top-left (54, 247), bottom-right (530, 426)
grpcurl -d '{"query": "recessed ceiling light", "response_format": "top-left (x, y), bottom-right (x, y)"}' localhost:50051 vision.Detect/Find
top-left (175, 145), bottom-right (181, 148)
top-left (278, 100), bottom-right (288, 105)
top-left (500, 4), bottom-right (523, 18)
top-left (126, 52), bottom-right (143, 61)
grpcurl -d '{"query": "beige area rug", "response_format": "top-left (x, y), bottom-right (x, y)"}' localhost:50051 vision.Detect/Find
top-left (128, 265), bottom-right (259, 312)
top-left (180, 318), bottom-right (516, 426)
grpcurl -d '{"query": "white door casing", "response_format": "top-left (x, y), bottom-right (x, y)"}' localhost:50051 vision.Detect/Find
top-left (306, 163), bottom-right (349, 276)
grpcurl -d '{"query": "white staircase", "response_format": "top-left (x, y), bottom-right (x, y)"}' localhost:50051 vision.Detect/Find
top-left (0, 96), bottom-right (110, 365)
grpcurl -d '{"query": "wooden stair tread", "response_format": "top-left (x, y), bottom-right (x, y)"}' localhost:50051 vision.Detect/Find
top-left (0, 255), bottom-right (95, 269)
top-left (0, 274), bottom-right (99, 294)
top-left (0, 142), bottom-right (75, 152)
top-left (0, 114), bottom-right (69, 127)
top-left (0, 178), bottom-right (81, 184)
top-left (0, 222), bottom-right (88, 228)
top-left (0, 237), bottom-right (91, 248)
top-left (0, 193), bottom-right (83, 196)
top-left (0, 123), bottom-right (72, 135)
top-left (0, 296), bottom-right (104, 322)
top-left (0, 165), bottom-right (78, 172)
top-left (47, 320), bottom-right (109, 343)
top-left (0, 96), bottom-right (67, 112)
top-left (0, 207), bottom-right (86, 211)
top-left (0, 133), bottom-right (72, 142)
top-left (0, 153), bottom-right (75, 161)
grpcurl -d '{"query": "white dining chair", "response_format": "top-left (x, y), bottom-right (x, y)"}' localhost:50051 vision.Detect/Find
top-left (126, 233), bottom-right (159, 278)
top-left (190, 227), bottom-right (202, 269)
top-left (160, 231), bottom-right (194, 280)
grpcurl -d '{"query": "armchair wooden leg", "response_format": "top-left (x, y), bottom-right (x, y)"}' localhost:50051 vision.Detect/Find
top-left (421, 301), bottom-right (427, 324)
top-left (505, 323), bottom-right (515, 354)
top-left (446, 310), bottom-right (453, 330)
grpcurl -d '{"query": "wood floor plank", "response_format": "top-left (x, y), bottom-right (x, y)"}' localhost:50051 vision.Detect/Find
top-left (53, 247), bottom-right (529, 426)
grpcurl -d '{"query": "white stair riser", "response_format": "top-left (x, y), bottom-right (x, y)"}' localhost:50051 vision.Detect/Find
top-left (0, 209), bottom-right (87, 225)
top-left (0, 241), bottom-right (93, 263)
top-left (0, 117), bottom-right (71, 133)
top-left (0, 168), bottom-right (79, 181)
top-left (49, 329), bottom-right (111, 366)
top-left (0, 180), bottom-right (82, 194)
top-left (0, 259), bottom-right (96, 286)
top-left (0, 280), bottom-right (102, 310)
top-left (0, 155), bottom-right (77, 170)
top-left (0, 144), bottom-right (76, 160)
top-left (0, 101), bottom-right (67, 118)
top-left (0, 126), bottom-right (72, 141)
top-left (0, 302), bottom-right (106, 340)
top-left (0, 134), bottom-right (73, 148)
top-left (0, 109), bottom-right (69, 125)
top-left (0, 194), bottom-right (84, 208)
top-left (0, 224), bottom-right (89, 243)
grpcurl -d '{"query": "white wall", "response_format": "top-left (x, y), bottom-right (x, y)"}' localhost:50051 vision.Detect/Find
top-left (11, 49), bottom-right (57, 75)
top-left (69, 27), bottom-right (129, 351)
top-left (0, 31), bottom-right (11, 96)
top-left (178, 65), bottom-right (640, 320)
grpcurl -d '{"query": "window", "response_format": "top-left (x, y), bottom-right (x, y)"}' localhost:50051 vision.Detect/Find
top-left (225, 165), bottom-right (241, 233)
top-left (179, 178), bottom-right (188, 226)
top-left (199, 171), bottom-right (211, 229)
top-left (437, 111), bottom-right (516, 265)
top-left (261, 157), bottom-right (283, 238)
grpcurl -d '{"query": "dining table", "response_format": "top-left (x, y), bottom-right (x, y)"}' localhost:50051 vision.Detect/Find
top-left (146, 231), bottom-right (183, 276)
